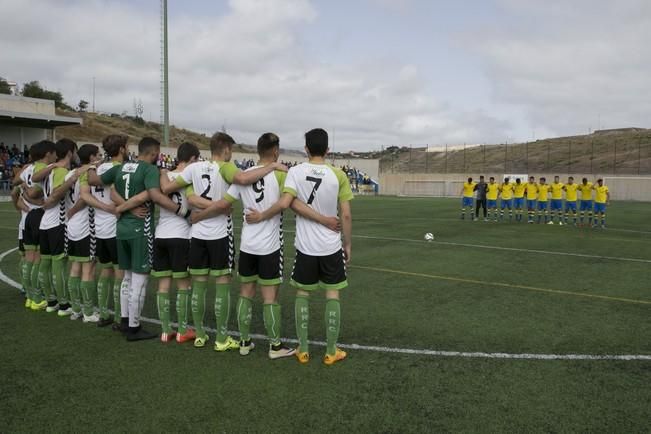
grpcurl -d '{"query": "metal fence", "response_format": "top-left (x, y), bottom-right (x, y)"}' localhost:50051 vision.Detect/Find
top-left (380, 136), bottom-right (651, 175)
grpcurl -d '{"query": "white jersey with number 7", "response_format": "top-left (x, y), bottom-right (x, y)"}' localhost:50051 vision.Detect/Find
top-left (283, 162), bottom-right (354, 256)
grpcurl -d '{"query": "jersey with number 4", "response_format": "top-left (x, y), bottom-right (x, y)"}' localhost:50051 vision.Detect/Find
top-left (100, 160), bottom-right (159, 240)
top-left (19, 164), bottom-right (42, 211)
top-left (156, 170), bottom-right (191, 239)
top-left (226, 167), bottom-right (286, 255)
top-left (84, 161), bottom-right (120, 239)
top-left (283, 163), bottom-right (354, 256)
top-left (64, 171), bottom-right (88, 241)
top-left (40, 167), bottom-right (69, 230)
top-left (176, 160), bottom-right (239, 240)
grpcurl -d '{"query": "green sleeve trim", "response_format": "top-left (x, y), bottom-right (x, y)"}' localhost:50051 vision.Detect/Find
top-left (224, 193), bottom-right (238, 204)
top-left (175, 176), bottom-right (190, 188)
top-left (329, 165), bottom-right (354, 202)
top-left (274, 170), bottom-right (287, 189)
top-left (79, 173), bottom-right (88, 186)
top-left (219, 161), bottom-right (239, 184)
top-left (52, 167), bottom-right (68, 188)
top-left (283, 186), bottom-right (297, 197)
top-left (33, 162), bottom-right (47, 174)
top-left (185, 185), bottom-right (195, 197)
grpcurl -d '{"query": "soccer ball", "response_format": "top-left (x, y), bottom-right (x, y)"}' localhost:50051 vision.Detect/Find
top-left (424, 232), bottom-right (434, 242)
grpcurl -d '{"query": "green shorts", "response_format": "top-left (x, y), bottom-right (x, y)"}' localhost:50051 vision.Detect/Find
top-left (117, 236), bottom-right (152, 274)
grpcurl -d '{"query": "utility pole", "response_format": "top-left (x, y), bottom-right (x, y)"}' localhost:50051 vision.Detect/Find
top-left (161, 0), bottom-right (170, 146)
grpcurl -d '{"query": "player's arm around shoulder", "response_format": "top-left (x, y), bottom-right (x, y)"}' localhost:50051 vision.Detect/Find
top-left (230, 161), bottom-right (288, 185)
top-left (160, 167), bottom-right (188, 194)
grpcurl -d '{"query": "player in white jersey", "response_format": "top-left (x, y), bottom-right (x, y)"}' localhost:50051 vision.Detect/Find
top-left (18, 141), bottom-right (54, 311)
top-left (80, 135), bottom-right (126, 328)
top-left (246, 128), bottom-right (353, 365)
top-left (32, 139), bottom-right (89, 316)
top-left (160, 132), bottom-right (287, 350)
top-left (194, 133), bottom-right (337, 359)
top-left (65, 144), bottom-right (103, 323)
top-left (10, 180), bottom-right (30, 304)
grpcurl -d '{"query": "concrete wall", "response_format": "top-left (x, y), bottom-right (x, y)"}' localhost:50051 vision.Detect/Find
top-left (378, 172), bottom-right (651, 201)
top-left (0, 94), bottom-right (56, 116)
top-left (0, 126), bottom-right (47, 150)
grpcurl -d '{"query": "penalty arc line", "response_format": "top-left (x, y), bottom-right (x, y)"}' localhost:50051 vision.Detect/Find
top-left (1, 247), bottom-right (650, 361)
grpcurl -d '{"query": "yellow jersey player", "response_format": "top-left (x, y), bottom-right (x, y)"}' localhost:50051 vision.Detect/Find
top-left (460, 177), bottom-right (476, 220)
top-left (549, 176), bottom-right (564, 225)
top-left (498, 177), bottom-right (514, 222)
top-left (563, 176), bottom-right (579, 225)
top-left (592, 178), bottom-right (610, 228)
top-left (512, 178), bottom-right (526, 222)
top-left (486, 177), bottom-right (499, 221)
top-left (578, 178), bottom-right (593, 226)
top-left (525, 176), bottom-right (538, 223)
top-left (536, 177), bottom-right (550, 224)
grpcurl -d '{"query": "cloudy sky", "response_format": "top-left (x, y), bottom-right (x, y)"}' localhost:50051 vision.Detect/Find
top-left (1, 0), bottom-right (649, 150)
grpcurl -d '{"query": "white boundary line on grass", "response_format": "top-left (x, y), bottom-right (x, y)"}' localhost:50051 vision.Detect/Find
top-left (1, 247), bottom-right (650, 361)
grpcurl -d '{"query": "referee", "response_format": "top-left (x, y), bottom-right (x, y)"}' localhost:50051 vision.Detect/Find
top-left (474, 175), bottom-right (488, 221)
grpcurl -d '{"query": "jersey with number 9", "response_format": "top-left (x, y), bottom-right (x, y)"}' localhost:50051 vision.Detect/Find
top-left (283, 163), bottom-right (354, 256)
top-left (225, 167), bottom-right (286, 255)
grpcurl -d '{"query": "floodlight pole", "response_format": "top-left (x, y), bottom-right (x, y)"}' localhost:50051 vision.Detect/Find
top-left (161, 0), bottom-right (170, 147)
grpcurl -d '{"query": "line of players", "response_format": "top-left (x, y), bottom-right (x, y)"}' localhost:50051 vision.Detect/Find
top-left (460, 175), bottom-right (610, 227)
top-left (11, 128), bottom-right (352, 365)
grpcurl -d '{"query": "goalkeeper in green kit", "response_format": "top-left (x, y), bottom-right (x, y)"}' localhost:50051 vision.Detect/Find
top-left (88, 137), bottom-right (189, 341)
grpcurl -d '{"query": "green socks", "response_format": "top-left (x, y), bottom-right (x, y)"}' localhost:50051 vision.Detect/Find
top-left (295, 295), bottom-right (310, 353)
top-left (21, 259), bottom-right (31, 298)
top-left (51, 258), bottom-right (68, 304)
top-left (31, 260), bottom-right (42, 302)
top-left (263, 303), bottom-right (281, 346)
top-left (214, 283), bottom-right (231, 343)
top-left (176, 289), bottom-right (190, 334)
top-left (325, 299), bottom-right (341, 356)
top-left (237, 296), bottom-right (253, 342)
top-left (157, 292), bottom-right (172, 334)
top-left (112, 278), bottom-right (121, 321)
top-left (80, 280), bottom-right (97, 316)
top-left (191, 280), bottom-right (208, 338)
top-left (39, 258), bottom-right (54, 301)
top-left (68, 276), bottom-right (81, 314)
top-left (97, 276), bottom-right (111, 320)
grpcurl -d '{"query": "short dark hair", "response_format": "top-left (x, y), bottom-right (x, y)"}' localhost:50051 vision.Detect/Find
top-left (30, 140), bottom-right (53, 161)
top-left (540, 177), bottom-right (546, 182)
top-left (210, 132), bottom-right (235, 155)
top-left (529, 176), bottom-right (535, 180)
top-left (257, 133), bottom-right (279, 157)
top-left (489, 176), bottom-right (495, 181)
top-left (597, 178), bottom-right (603, 182)
top-left (504, 177), bottom-right (510, 182)
top-left (77, 144), bottom-right (99, 165)
top-left (467, 177), bottom-right (472, 182)
top-left (479, 175), bottom-right (485, 179)
top-left (582, 177), bottom-right (588, 182)
top-left (569, 176), bottom-right (574, 180)
top-left (516, 178), bottom-right (521, 183)
top-left (305, 128), bottom-right (328, 157)
top-left (103, 134), bottom-right (128, 157)
top-left (55, 138), bottom-right (77, 160)
top-left (138, 137), bottom-right (160, 154)
top-left (177, 142), bottom-right (200, 163)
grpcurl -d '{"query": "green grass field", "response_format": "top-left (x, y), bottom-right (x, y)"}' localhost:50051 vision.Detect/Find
top-left (1, 196), bottom-right (650, 432)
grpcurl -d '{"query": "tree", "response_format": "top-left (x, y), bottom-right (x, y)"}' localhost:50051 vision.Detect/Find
top-left (21, 80), bottom-right (72, 110)
top-left (78, 100), bottom-right (89, 112)
top-left (0, 79), bottom-right (11, 95)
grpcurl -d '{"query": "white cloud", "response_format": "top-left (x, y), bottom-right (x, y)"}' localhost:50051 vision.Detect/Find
top-left (1, 0), bottom-right (511, 150)
top-left (474, 0), bottom-right (651, 134)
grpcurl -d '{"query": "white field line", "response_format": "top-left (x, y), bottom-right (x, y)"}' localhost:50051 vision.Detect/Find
top-left (1, 248), bottom-right (650, 361)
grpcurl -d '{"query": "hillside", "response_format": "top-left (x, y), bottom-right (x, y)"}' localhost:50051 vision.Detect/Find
top-left (55, 111), bottom-right (257, 153)
top-left (380, 128), bottom-right (651, 175)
